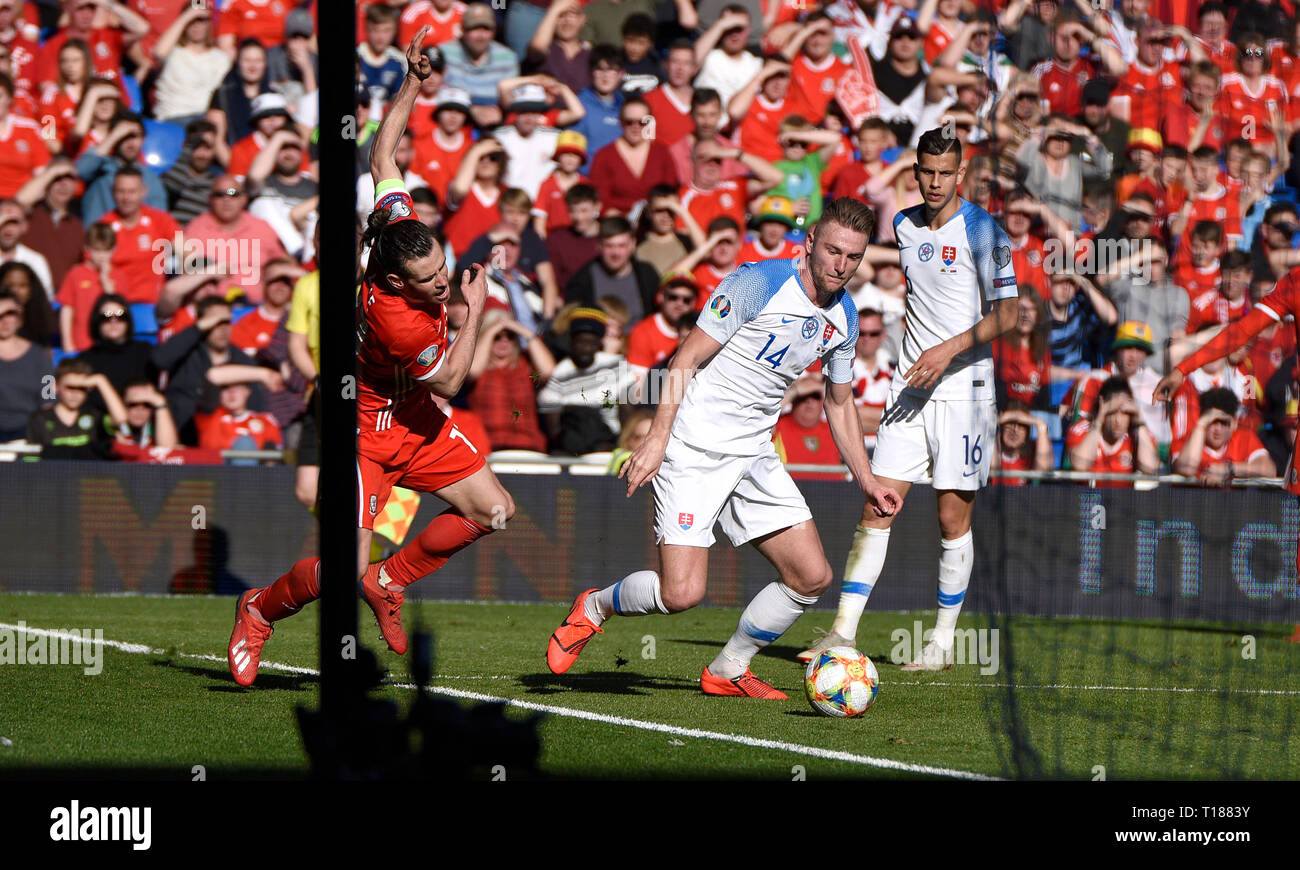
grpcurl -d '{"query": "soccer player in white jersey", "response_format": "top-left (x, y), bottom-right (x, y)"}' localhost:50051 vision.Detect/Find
top-left (799, 128), bottom-right (1019, 670)
top-left (545, 198), bottom-right (903, 698)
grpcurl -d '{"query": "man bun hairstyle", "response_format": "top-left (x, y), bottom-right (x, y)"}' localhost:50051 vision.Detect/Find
top-left (362, 201), bottom-right (436, 282)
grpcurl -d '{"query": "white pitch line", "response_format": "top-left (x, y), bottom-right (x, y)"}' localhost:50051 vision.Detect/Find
top-left (4, 623), bottom-right (999, 781)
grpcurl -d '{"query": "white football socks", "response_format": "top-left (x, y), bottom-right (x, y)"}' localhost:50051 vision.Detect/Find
top-left (711, 581), bottom-right (818, 679)
top-left (829, 526), bottom-right (891, 642)
top-left (586, 570), bottom-right (666, 626)
top-left (932, 530), bottom-right (974, 649)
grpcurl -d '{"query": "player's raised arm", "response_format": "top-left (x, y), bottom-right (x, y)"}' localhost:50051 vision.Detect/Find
top-left (370, 26), bottom-right (434, 187)
top-left (619, 325), bottom-right (723, 496)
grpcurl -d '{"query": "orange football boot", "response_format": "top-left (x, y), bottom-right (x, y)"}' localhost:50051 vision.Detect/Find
top-left (547, 588), bottom-right (603, 674)
top-left (228, 588), bottom-right (274, 687)
top-left (700, 667), bottom-right (788, 699)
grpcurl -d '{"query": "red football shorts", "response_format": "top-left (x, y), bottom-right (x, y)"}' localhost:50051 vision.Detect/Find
top-left (356, 420), bottom-right (486, 530)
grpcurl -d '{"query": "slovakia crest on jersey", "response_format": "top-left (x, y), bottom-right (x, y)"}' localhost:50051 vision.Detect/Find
top-left (678, 512), bottom-right (694, 530)
top-left (822, 323), bottom-right (835, 346)
top-left (802, 317), bottom-right (819, 340)
top-left (941, 245), bottom-right (956, 265)
top-left (919, 242), bottom-right (934, 262)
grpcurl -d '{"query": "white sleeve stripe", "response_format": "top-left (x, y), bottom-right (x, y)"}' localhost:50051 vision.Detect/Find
top-left (1258, 302), bottom-right (1283, 322)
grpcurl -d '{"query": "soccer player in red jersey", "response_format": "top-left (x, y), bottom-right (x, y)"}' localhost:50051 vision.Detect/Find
top-left (1155, 268), bottom-right (1300, 639)
top-left (228, 29), bottom-right (513, 686)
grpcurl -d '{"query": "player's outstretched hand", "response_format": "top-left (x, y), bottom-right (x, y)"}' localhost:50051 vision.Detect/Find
top-left (1152, 369), bottom-right (1183, 404)
top-left (903, 341), bottom-right (957, 390)
top-left (619, 436), bottom-right (667, 497)
top-left (406, 26), bottom-right (433, 79)
top-left (461, 262), bottom-right (488, 312)
top-left (864, 481), bottom-right (902, 518)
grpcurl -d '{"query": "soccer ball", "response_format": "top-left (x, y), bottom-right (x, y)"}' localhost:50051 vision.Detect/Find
top-left (804, 645), bottom-right (879, 718)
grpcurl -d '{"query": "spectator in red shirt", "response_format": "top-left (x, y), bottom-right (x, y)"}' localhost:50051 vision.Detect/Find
top-left (1031, 14), bottom-right (1124, 118)
top-left (642, 39), bottom-right (695, 149)
top-left (626, 270), bottom-right (695, 382)
top-left (1171, 386), bottom-right (1275, 484)
top-left (1110, 16), bottom-right (1198, 131)
top-left (1220, 32), bottom-right (1289, 153)
top-left (1173, 220), bottom-right (1222, 301)
top-left (678, 137), bottom-right (782, 236)
top-left (994, 284), bottom-right (1052, 409)
top-left (229, 256), bottom-right (303, 357)
top-left (227, 92), bottom-right (294, 179)
top-left (216, 0), bottom-right (290, 54)
top-left (465, 308), bottom-right (556, 453)
top-left (726, 56), bottom-right (795, 165)
top-left (57, 221), bottom-right (126, 353)
top-left (773, 373), bottom-right (841, 481)
top-left (184, 172), bottom-right (288, 304)
top-left (780, 12), bottom-right (849, 120)
top-left (36, 0), bottom-right (148, 87)
top-left (39, 39), bottom-right (95, 149)
top-left (196, 379), bottom-right (283, 458)
top-left (829, 118), bottom-right (890, 205)
top-left (100, 166), bottom-right (179, 305)
top-left (1066, 375), bottom-right (1160, 485)
top-left (1186, 249), bottom-right (1253, 334)
top-left (444, 136), bottom-right (506, 258)
top-left (671, 216), bottom-right (741, 310)
top-left (0, 72), bottom-right (48, 198)
top-left (532, 130), bottom-right (588, 238)
top-left (0, 1), bottom-right (39, 101)
top-left (410, 85), bottom-right (472, 203)
top-left (739, 195), bottom-right (802, 263)
top-left (66, 79), bottom-right (124, 158)
top-left (589, 95), bottom-right (679, 218)
top-left (991, 403), bottom-right (1055, 485)
top-left (1162, 60), bottom-right (1227, 153)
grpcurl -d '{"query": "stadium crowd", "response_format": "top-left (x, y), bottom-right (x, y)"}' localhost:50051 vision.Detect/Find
top-left (0, 0), bottom-right (1296, 490)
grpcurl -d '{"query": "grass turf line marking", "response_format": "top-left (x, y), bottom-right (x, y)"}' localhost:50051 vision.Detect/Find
top-left (7, 623), bottom-right (999, 781)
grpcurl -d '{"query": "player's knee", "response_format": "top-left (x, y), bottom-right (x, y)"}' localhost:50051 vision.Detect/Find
top-left (789, 560), bottom-right (833, 597)
top-left (660, 585), bottom-right (703, 613)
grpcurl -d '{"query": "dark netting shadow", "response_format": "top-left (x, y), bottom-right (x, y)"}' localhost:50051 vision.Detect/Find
top-left (980, 482), bottom-right (1300, 780)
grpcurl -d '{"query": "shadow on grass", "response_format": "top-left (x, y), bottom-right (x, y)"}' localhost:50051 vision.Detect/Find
top-left (517, 670), bottom-right (698, 696)
top-left (149, 657), bottom-right (316, 693)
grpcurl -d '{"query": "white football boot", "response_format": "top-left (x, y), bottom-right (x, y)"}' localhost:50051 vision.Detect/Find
top-left (796, 629), bottom-right (855, 664)
top-left (900, 640), bottom-right (954, 671)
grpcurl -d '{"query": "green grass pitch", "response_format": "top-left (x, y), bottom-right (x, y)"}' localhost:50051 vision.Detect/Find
top-left (0, 592), bottom-right (1295, 779)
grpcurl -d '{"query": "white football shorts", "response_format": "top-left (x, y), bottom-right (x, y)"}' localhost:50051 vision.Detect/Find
top-left (653, 437), bottom-right (813, 547)
top-left (870, 384), bottom-right (997, 491)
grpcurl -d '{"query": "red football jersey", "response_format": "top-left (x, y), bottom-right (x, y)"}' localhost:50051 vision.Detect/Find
top-left (217, 0), bottom-right (290, 48)
top-left (993, 449), bottom-right (1032, 486)
top-left (993, 337), bottom-right (1049, 407)
top-left (1111, 58), bottom-right (1182, 130)
top-left (101, 206), bottom-right (180, 305)
top-left (230, 306), bottom-right (283, 356)
top-left (1010, 235), bottom-right (1048, 298)
top-left (642, 86), bottom-right (694, 149)
top-left (533, 173), bottom-right (587, 234)
top-left (1182, 426), bottom-right (1270, 475)
top-left (773, 414), bottom-right (841, 480)
top-left (35, 28), bottom-right (125, 85)
top-left (399, 0), bottom-right (465, 47)
top-left (0, 114), bottom-right (48, 198)
top-left (196, 409), bottom-right (283, 451)
top-left (691, 263), bottom-right (735, 310)
top-left (829, 162), bottom-right (874, 204)
top-left (788, 53), bottom-right (851, 120)
top-left (626, 312), bottom-right (680, 369)
top-left (1219, 72), bottom-right (1288, 150)
top-left (443, 183), bottom-right (500, 257)
top-left (738, 238), bottom-right (803, 264)
top-left (1168, 366), bottom-right (1256, 456)
top-left (1032, 57), bottom-right (1097, 117)
top-left (679, 181), bottom-right (746, 239)
top-left (922, 20), bottom-right (957, 65)
top-left (1066, 418), bottom-right (1137, 488)
top-left (1172, 259), bottom-right (1220, 301)
top-left (1186, 289), bottom-right (1251, 335)
top-left (732, 94), bottom-right (792, 164)
top-left (412, 132), bottom-right (473, 203)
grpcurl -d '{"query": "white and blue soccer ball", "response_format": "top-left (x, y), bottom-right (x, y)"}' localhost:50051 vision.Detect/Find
top-left (804, 645), bottom-right (879, 718)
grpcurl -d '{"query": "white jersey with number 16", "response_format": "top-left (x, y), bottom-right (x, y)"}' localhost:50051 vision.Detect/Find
top-left (892, 199), bottom-right (1019, 402)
